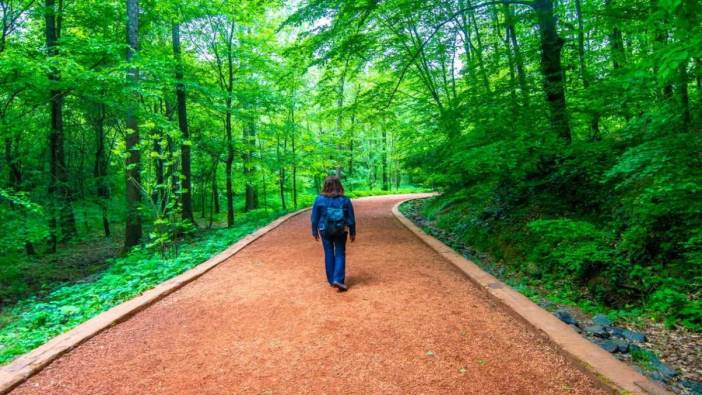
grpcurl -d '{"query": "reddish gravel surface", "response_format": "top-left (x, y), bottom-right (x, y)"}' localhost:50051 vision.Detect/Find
top-left (12, 195), bottom-right (608, 394)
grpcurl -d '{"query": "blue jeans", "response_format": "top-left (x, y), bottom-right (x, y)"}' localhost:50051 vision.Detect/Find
top-left (321, 231), bottom-right (347, 285)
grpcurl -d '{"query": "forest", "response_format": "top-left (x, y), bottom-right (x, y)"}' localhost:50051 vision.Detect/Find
top-left (0, 0), bottom-right (700, 370)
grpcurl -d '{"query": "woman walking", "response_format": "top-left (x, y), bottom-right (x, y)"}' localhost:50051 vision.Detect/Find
top-left (311, 176), bottom-right (356, 292)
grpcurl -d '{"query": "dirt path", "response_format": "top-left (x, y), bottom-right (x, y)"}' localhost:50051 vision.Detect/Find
top-left (12, 195), bottom-right (607, 394)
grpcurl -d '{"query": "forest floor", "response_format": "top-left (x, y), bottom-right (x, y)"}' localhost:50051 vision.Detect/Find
top-left (10, 195), bottom-right (607, 394)
top-left (400, 198), bottom-right (702, 395)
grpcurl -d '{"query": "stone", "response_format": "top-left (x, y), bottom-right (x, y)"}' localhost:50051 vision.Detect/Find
top-left (594, 339), bottom-right (618, 353)
top-left (680, 379), bottom-right (702, 395)
top-left (569, 324), bottom-right (582, 334)
top-left (591, 314), bottom-right (612, 327)
top-left (554, 309), bottom-right (577, 326)
top-left (651, 360), bottom-right (679, 381)
top-left (611, 338), bottom-right (629, 353)
top-left (608, 327), bottom-right (646, 343)
top-left (583, 325), bottom-right (609, 338)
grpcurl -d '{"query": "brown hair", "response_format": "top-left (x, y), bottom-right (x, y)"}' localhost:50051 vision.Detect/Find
top-left (321, 175), bottom-right (344, 197)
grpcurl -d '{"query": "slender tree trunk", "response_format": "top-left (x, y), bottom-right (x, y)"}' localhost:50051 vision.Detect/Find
top-left (468, 4), bottom-right (491, 93)
top-left (382, 129), bottom-right (388, 191)
top-left (5, 133), bottom-right (34, 254)
top-left (124, 0), bottom-right (143, 249)
top-left (606, 0), bottom-right (626, 70)
top-left (533, 0), bottom-right (571, 143)
top-left (243, 115), bottom-right (258, 211)
top-left (290, 104), bottom-right (298, 209)
top-left (574, 0), bottom-right (600, 140)
top-left (46, 0), bottom-right (77, 249)
top-left (172, 23), bottom-right (195, 224)
top-left (152, 103), bottom-right (166, 210)
top-left (504, 4), bottom-right (529, 107)
top-left (5, 137), bottom-right (21, 188)
top-left (224, 100), bottom-right (234, 226)
top-left (212, 162), bottom-right (220, 214)
top-left (277, 134), bottom-right (286, 211)
top-left (93, 102), bottom-right (110, 237)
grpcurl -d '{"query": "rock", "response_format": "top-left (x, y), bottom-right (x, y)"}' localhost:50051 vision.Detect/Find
top-left (608, 326), bottom-right (624, 337)
top-left (680, 379), bottom-right (702, 395)
top-left (611, 338), bottom-right (629, 353)
top-left (609, 327), bottom-right (646, 343)
top-left (592, 314), bottom-right (612, 327)
top-left (651, 360), bottom-right (679, 381)
top-left (555, 309), bottom-right (578, 326)
top-left (594, 338), bottom-right (628, 353)
top-left (595, 339), bottom-right (618, 353)
top-left (623, 329), bottom-right (646, 343)
top-left (583, 325), bottom-right (609, 338)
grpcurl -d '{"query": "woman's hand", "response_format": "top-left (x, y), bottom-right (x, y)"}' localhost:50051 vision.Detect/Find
top-left (350, 234), bottom-right (356, 242)
top-left (314, 234), bottom-right (320, 241)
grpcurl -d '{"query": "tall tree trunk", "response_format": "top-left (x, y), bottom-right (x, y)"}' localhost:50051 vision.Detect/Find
top-left (151, 102), bottom-right (166, 211)
top-left (290, 103), bottom-right (298, 209)
top-left (574, 0), bottom-right (600, 139)
top-left (335, 68), bottom-right (346, 177)
top-left (606, 0), bottom-right (626, 70)
top-left (277, 134), bottom-right (286, 211)
top-left (172, 23), bottom-right (195, 224)
top-left (505, 5), bottom-right (529, 107)
top-left (93, 102), bottom-right (110, 237)
top-left (533, 0), bottom-right (571, 143)
top-left (46, 0), bottom-right (77, 250)
top-left (467, 4), bottom-right (491, 93)
top-left (212, 165), bottom-right (220, 214)
top-left (4, 137), bottom-right (21, 188)
top-left (124, 0), bottom-right (143, 249)
top-left (225, 99), bottom-right (234, 226)
top-left (382, 128), bottom-right (388, 191)
top-left (5, 133), bottom-right (34, 254)
top-left (243, 115), bottom-right (258, 211)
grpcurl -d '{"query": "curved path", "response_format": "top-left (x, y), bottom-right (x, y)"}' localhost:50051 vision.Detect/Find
top-left (12, 195), bottom-right (607, 394)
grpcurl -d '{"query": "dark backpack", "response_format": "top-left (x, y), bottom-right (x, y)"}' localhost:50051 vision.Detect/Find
top-left (324, 198), bottom-right (346, 236)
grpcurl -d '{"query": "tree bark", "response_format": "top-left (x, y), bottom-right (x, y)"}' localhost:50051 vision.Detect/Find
top-left (290, 101), bottom-right (298, 209)
top-left (574, 0), bottom-right (600, 140)
top-left (533, 0), bottom-right (571, 143)
top-left (382, 128), bottom-right (388, 191)
top-left (243, 114), bottom-right (258, 211)
top-left (93, 102), bottom-right (110, 237)
top-left (124, 0), bottom-right (143, 249)
top-left (277, 133), bottom-right (286, 211)
top-left (46, 0), bottom-right (77, 249)
top-left (172, 23), bottom-right (195, 224)
top-left (504, 5), bottom-right (529, 107)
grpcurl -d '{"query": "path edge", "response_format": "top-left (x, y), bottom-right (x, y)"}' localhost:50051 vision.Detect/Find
top-left (0, 208), bottom-right (309, 394)
top-left (392, 197), bottom-right (670, 395)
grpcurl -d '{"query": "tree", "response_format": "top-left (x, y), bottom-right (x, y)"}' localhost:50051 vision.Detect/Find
top-left (172, 22), bottom-right (195, 224)
top-left (124, 0), bottom-right (142, 249)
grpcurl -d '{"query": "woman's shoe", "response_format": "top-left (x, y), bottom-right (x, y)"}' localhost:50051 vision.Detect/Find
top-left (332, 282), bottom-right (348, 292)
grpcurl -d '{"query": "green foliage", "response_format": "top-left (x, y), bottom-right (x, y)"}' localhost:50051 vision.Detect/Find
top-left (0, 209), bottom-right (283, 364)
top-left (526, 219), bottom-right (619, 284)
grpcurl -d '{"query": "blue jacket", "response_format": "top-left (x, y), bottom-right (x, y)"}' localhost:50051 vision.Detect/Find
top-left (311, 195), bottom-right (356, 237)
